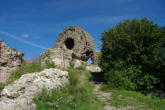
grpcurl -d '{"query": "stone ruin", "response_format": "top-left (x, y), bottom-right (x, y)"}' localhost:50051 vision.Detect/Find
top-left (0, 26), bottom-right (100, 82)
top-left (0, 26), bottom-right (101, 110)
top-left (41, 26), bottom-right (99, 68)
top-left (0, 40), bottom-right (24, 82)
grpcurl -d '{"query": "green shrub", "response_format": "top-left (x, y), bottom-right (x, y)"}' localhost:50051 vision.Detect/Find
top-left (105, 68), bottom-right (136, 91)
top-left (105, 60), bottom-right (157, 94)
top-left (100, 18), bottom-right (165, 94)
top-left (45, 59), bottom-right (56, 68)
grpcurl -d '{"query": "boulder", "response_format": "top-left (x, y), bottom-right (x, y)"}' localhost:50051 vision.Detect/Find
top-left (0, 68), bottom-right (68, 110)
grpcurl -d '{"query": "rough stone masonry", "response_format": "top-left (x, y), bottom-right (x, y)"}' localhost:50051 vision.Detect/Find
top-left (41, 26), bottom-right (99, 68)
top-left (0, 40), bottom-right (24, 82)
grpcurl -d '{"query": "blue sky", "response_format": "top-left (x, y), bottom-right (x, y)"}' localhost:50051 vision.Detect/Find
top-left (0, 0), bottom-right (164, 59)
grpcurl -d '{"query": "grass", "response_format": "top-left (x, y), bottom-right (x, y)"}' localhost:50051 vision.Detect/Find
top-left (6, 61), bottom-right (44, 84)
top-left (6, 59), bottom-right (56, 84)
top-left (101, 85), bottom-right (165, 110)
top-left (4, 57), bottom-right (164, 110)
top-left (33, 67), bottom-right (103, 110)
top-left (0, 82), bottom-right (5, 93)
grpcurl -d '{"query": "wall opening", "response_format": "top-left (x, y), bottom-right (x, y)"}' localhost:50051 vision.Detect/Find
top-left (87, 58), bottom-right (92, 64)
top-left (65, 38), bottom-right (74, 50)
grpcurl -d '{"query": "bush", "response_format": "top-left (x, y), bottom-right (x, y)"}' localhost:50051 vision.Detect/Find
top-left (100, 18), bottom-right (165, 94)
top-left (105, 60), bottom-right (157, 94)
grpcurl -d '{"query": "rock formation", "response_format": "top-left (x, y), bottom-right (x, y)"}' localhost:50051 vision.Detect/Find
top-left (0, 40), bottom-right (24, 82)
top-left (0, 68), bottom-right (68, 110)
top-left (41, 26), bottom-right (99, 68)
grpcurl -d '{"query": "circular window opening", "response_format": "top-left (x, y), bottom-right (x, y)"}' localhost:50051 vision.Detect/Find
top-left (65, 38), bottom-right (74, 50)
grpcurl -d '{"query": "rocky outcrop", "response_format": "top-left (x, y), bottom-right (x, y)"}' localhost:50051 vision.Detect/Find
top-left (0, 40), bottom-right (24, 82)
top-left (0, 68), bottom-right (68, 110)
top-left (41, 26), bottom-right (99, 68)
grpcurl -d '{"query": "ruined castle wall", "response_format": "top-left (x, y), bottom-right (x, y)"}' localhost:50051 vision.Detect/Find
top-left (0, 40), bottom-right (24, 82)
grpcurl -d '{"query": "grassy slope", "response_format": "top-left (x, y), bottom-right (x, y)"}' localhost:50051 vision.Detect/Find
top-left (33, 67), bottom-right (103, 110)
top-left (1, 60), bottom-right (165, 110)
top-left (101, 85), bottom-right (165, 110)
top-left (6, 61), bottom-right (44, 84)
top-left (6, 59), bottom-right (56, 85)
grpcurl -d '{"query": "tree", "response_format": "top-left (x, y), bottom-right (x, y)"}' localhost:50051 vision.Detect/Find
top-left (100, 18), bottom-right (165, 94)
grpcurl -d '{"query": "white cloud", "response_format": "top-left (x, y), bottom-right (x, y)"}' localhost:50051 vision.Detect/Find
top-left (0, 31), bottom-right (47, 49)
top-left (22, 34), bottom-right (29, 38)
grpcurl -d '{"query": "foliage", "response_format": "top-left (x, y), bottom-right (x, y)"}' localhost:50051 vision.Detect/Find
top-left (100, 18), bottom-right (165, 94)
top-left (45, 59), bottom-right (56, 68)
top-left (76, 65), bottom-right (86, 70)
top-left (101, 87), bottom-right (165, 110)
top-left (104, 60), bottom-right (157, 94)
top-left (69, 63), bottom-right (75, 68)
top-left (6, 61), bottom-right (44, 84)
top-left (0, 82), bottom-right (5, 93)
top-left (6, 54), bottom-right (56, 84)
top-left (33, 68), bottom-right (103, 110)
top-left (44, 50), bottom-right (56, 68)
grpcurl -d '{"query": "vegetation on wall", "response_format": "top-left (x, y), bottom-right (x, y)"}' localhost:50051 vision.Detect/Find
top-left (100, 18), bottom-right (165, 94)
top-left (0, 82), bottom-right (5, 93)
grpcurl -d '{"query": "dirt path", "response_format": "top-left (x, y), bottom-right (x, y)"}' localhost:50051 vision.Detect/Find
top-left (93, 83), bottom-right (131, 110)
top-left (93, 83), bottom-right (117, 110)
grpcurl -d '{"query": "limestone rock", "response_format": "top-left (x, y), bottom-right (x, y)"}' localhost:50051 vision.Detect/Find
top-left (0, 68), bottom-right (68, 110)
top-left (86, 65), bottom-right (102, 72)
top-left (0, 40), bottom-right (24, 82)
top-left (40, 48), bottom-right (73, 68)
top-left (72, 59), bottom-right (83, 68)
